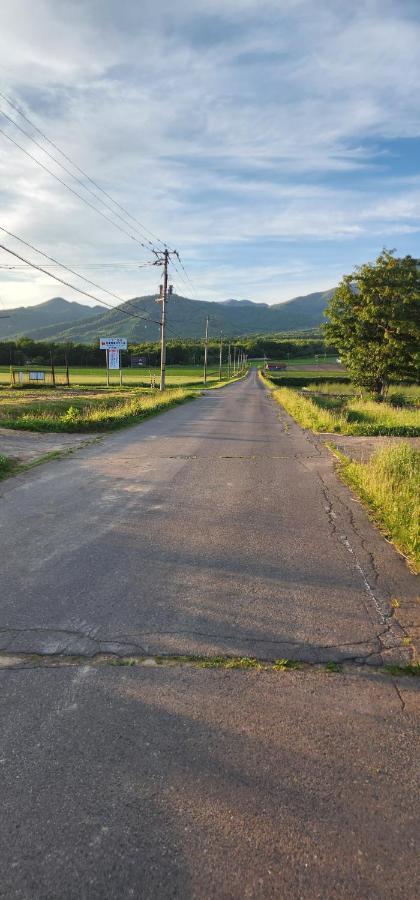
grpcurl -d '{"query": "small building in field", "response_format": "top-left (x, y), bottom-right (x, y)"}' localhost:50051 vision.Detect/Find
top-left (265, 362), bottom-right (287, 371)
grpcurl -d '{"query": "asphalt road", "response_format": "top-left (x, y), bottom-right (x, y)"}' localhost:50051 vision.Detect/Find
top-left (0, 370), bottom-right (419, 898)
top-left (0, 370), bottom-right (417, 662)
top-left (0, 664), bottom-right (419, 899)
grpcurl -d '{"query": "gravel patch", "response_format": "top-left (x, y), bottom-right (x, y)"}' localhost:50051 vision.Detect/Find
top-left (0, 426), bottom-right (100, 464)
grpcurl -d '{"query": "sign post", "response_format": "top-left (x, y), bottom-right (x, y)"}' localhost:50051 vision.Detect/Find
top-left (100, 338), bottom-right (127, 386)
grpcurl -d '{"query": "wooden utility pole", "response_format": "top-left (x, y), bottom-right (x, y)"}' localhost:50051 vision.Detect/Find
top-left (50, 349), bottom-right (56, 387)
top-left (219, 331), bottom-right (223, 380)
top-left (228, 342), bottom-right (231, 378)
top-left (64, 349), bottom-right (70, 387)
top-left (203, 316), bottom-right (209, 385)
top-left (160, 248), bottom-right (169, 391)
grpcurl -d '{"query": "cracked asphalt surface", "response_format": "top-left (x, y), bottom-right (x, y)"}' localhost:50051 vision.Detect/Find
top-left (0, 370), bottom-right (417, 662)
top-left (0, 369), bottom-right (419, 898)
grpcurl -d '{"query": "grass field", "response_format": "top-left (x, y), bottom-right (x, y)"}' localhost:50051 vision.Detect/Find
top-left (0, 387), bottom-right (194, 432)
top-left (304, 381), bottom-right (420, 405)
top-left (0, 364), bottom-right (237, 387)
top-left (0, 361), bottom-right (247, 433)
top-left (270, 355), bottom-right (341, 370)
top-left (331, 444), bottom-right (420, 571)
top-left (262, 373), bottom-right (420, 436)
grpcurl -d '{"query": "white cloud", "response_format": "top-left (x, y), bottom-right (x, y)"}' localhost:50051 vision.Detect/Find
top-left (0, 0), bottom-right (419, 309)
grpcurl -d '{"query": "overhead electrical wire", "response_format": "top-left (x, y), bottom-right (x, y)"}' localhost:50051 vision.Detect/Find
top-left (0, 240), bottom-right (163, 327)
top-left (0, 225), bottom-right (156, 310)
top-left (0, 107), bottom-right (161, 254)
top-left (173, 251), bottom-right (198, 295)
top-left (0, 262), bottom-right (156, 270)
top-left (0, 92), bottom-right (169, 251)
top-left (0, 95), bottom-right (200, 341)
top-left (0, 127), bottom-right (157, 255)
top-left (0, 97), bottom-right (202, 305)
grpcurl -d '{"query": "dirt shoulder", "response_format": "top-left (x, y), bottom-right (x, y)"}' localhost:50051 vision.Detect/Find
top-left (321, 433), bottom-right (420, 462)
top-left (0, 426), bottom-right (100, 465)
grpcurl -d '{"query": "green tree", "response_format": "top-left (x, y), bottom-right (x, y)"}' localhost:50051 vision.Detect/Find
top-left (324, 250), bottom-right (420, 398)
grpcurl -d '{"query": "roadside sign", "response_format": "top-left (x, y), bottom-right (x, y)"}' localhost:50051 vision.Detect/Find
top-left (99, 337), bottom-right (128, 350)
top-left (29, 371), bottom-right (45, 380)
top-left (108, 348), bottom-right (120, 370)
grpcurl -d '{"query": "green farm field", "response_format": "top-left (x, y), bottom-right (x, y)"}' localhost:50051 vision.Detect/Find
top-left (0, 363), bottom-right (246, 433)
top-left (0, 364), bottom-right (235, 387)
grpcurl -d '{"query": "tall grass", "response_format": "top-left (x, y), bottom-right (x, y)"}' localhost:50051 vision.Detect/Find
top-left (0, 454), bottom-right (15, 479)
top-left (267, 382), bottom-right (420, 436)
top-left (271, 385), bottom-right (340, 431)
top-left (0, 388), bottom-right (192, 432)
top-left (304, 381), bottom-right (355, 396)
top-left (344, 398), bottom-right (420, 435)
top-left (305, 381), bottom-right (420, 405)
top-left (336, 444), bottom-right (420, 570)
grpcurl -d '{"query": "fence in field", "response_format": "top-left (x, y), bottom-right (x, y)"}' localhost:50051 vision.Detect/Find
top-left (10, 367), bottom-right (68, 387)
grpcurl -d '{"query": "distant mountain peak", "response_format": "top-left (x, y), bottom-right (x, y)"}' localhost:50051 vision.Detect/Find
top-left (221, 298), bottom-right (268, 307)
top-left (0, 288), bottom-right (334, 342)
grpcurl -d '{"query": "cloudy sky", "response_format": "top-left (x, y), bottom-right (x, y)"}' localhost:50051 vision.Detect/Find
top-left (0, 0), bottom-right (419, 311)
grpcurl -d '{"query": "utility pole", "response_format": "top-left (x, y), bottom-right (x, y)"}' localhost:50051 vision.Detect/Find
top-left (219, 331), bottom-right (223, 381)
top-left (50, 349), bottom-right (56, 387)
top-left (64, 348), bottom-right (70, 387)
top-left (203, 316), bottom-right (209, 385)
top-left (228, 342), bottom-right (231, 378)
top-left (233, 346), bottom-right (236, 375)
top-left (153, 248), bottom-right (176, 391)
top-left (159, 248), bottom-right (169, 391)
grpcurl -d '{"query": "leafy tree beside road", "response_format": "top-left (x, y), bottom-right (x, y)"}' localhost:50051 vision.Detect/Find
top-left (325, 250), bottom-right (419, 398)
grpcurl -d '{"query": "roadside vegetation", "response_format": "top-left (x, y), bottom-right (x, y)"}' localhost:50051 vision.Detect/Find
top-left (324, 249), bottom-right (419, 400)
top-left (304, 382), bottom-right (420, 405)
top-left (330, 444), bottom-right (420, 571)
top-left (0, 364), bottom-right (238, 387)
top-left (264, 378), bottom-right (420, 436)
top-left (0, 454), bottom-right (16, 479)
top-left (0, 387), bottom-right (193, 432)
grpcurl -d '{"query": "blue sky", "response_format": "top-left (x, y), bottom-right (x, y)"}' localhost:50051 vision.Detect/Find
top-left (0, 0), bottom-right (419, 310)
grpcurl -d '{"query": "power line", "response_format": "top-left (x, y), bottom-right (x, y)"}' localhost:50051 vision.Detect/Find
top-left (0, 241), bottom-right (162, 327)
top-left (0, 262), bottom-right (156, 270)
top-left (0, 127), bottom-right (157, 256)
top-left (0, 107), bottom-right (162, 253)
top-left (0, 92), bottom-right (169, 251)
top-left (174, 250), bottom-right (198, 295)
top-left (0, 225), bottom-right (155, 310)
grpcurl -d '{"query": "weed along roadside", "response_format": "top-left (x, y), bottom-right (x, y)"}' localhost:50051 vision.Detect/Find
top-left (261, 369), bottom-right (420, 571)
top-left (260, 371), bottom-right (420, 437)
top-left (328, 443), bottom-right (420, 573)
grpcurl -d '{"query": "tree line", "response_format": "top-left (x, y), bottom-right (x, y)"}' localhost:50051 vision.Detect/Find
top-left (0, 335), bottom-right (337, 368)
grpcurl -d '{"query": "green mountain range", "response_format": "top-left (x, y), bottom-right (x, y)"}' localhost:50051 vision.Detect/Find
top-left (0, 289), bottom-right (334, 343)
top-left (0, 297), bottom-right (102, 340)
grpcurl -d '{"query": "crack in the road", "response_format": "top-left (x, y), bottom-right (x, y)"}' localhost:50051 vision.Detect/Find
top-left (0, 624), bottom-right (407, 667)
top-left (0, 652), bottom-right (416, 701)
top-left (293, 451), bottom-right (411, 668)
top-left (393, 682), bottom-right (406, 712)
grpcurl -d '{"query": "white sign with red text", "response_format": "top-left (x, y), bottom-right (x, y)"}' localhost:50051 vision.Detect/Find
top-left (100, 337), bottom-right (128, 350)
top-left (107, 348), bottom-right (120, 369)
